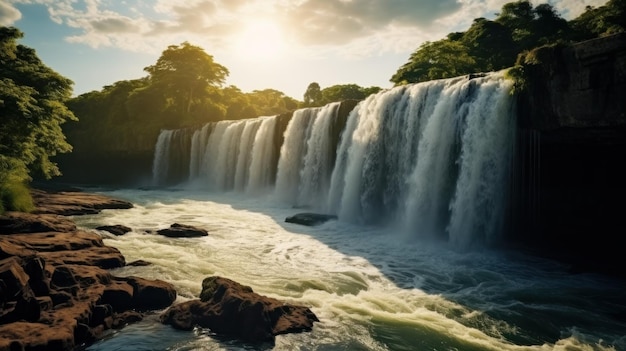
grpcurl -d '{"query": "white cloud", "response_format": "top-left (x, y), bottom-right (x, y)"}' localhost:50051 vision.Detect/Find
top-left (8, 0), bottom-right (614, 58)
top-left (0, 2), bottom-right (22, 26)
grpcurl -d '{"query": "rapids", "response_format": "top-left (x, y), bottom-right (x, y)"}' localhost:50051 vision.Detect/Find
top-left (78, 189), bottom-right (626, 351)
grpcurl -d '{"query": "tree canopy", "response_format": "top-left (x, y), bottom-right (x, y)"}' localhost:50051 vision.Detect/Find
top-left (391, 0), bottom-right (623, 85)
top-left (0, 26), bottom-right (76, 212)
top-left (303, 82), bottom-right (382, 107)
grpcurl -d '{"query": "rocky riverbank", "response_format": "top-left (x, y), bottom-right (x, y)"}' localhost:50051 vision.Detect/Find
top-left (1, 188), bottom-right (320, 350)
top-left (0, 189), bottom-right (177, 350)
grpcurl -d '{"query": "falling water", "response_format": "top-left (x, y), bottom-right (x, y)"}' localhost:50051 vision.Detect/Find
top-left (152, 72), bottom-right (516, 248)
top-left (326, 72), bottom-right (516, 248)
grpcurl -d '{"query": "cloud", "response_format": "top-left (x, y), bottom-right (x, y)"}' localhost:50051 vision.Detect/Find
top-left (9, 0), bottom-right (613, 59)
top-left (0, 2), bottom-right (21, 26)
top-left (282, 0), bottom-right (462, 46)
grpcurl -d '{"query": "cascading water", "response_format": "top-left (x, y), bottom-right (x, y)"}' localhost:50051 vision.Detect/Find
top-left (274, 102), bottom-right (345, 207)
top-left (152, 129), bottom-right (193, 186)
top-left (152, 72), bottom-right (516, 248)
top-left (325, 73), bottom-right (516, 247)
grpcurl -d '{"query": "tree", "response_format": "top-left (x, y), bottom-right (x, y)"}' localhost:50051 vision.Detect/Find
top-left (0, 27), bottom-right (76, 212)
top-left (391, 39), bottom-right (477, 85)
top-left (303, 82), bottom-right (322, 106)
top-left (570, 0), bottom-right (626, 40)
top-left (320, 84), bottom-right (382, 104)
top-left (462, 18), bottom-right (516, 71)
top-left (144, 42), bottom-right (229, 116)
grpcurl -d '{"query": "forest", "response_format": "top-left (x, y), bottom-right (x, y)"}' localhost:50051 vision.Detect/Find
top-left (1, 0), bottom-right (624, 213)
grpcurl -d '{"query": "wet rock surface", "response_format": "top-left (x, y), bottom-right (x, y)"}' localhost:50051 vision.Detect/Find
top-left (0, 189), bottom-right (176, 351)
top-left (160, 276), bottom-right (318, 342)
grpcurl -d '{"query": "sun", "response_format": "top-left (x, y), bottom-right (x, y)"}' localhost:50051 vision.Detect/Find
top-left (233, 19), bottom-right (286, 61)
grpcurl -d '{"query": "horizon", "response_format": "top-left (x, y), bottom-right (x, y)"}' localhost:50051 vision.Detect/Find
top-left (1, 0), bottom-right (608, 100)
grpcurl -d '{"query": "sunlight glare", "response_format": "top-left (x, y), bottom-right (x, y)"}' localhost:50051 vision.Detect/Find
top-left (233, 19), bottom-right (286, 61)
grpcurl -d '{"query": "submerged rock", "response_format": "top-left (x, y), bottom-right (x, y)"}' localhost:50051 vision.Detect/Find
top-left (156, 223), bottom-right (208, 238)
top-left (285, 213), bottom-right (338, 226)
top-left (160, 276), bottom-right (319, 342)
top-left (96, 224), bottom-right (132, 236)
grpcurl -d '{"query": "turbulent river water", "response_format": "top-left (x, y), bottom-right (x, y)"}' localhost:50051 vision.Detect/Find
top-left (75, 188), bottom-right (626, 351)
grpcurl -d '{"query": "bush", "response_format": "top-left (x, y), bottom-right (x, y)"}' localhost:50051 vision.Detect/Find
top-left (0, 157), bottom-right (35, 214)
top-left (0, 179), bottom-right (35, 213)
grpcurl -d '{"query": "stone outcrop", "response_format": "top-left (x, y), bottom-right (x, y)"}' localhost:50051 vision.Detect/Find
top-left (30, 188), bottom-right (133, 215)
top-left (0, 189), bottom-right (177, 350)
top-left (156, 223), bottom-right (208, 238)
top-left (160, 276), bottom-right (318, 342)
top-left (285, 213), bottom-right (338, 226)
top-left (510, 33), bottom-right (626, 278)
top-left (519, 32), bottom-right (626, 131)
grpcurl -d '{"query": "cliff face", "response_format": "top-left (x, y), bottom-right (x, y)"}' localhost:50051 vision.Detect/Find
top-left (512, 33), bottom-right (626, 277)
top-left (520, 32), bottom-right (626, 131)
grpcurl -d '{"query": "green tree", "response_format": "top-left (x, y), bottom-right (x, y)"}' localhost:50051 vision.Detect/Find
top-left (0, 27), bottom-right (76, 212)
top-left (303, 82), bottom-right (322, 106)
top-left (320, 84), bottom-right (382, 104)
top-left (570, 0), bottom-right (626, 40)
top-left (461, 18), bottom-right (516, 71)
top-left (391, 39), bottom-right (477, 85)
top-left (144, 42), bottom-right (229, 117)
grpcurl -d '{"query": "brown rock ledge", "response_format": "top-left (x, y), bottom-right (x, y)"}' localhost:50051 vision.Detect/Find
top-left (0, 188), bottom-right (176, 351)
top-left (160, 276), bottom-right (318, 343)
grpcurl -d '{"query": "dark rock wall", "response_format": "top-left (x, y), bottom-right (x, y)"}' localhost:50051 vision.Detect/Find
top-left (511, 33), bottom-right (626, 277)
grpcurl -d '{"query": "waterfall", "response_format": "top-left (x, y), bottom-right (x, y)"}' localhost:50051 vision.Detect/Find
top-left (274, 103), bottom-right (345, 207)
top-left (152, 130), bottom-right (173, 187)
top-left (152, 72), bottom-right (516, 248)
top-left (152, 116), bottom-right (280, 192)
top-left (152, 129), bottom-right (193, 186)
top-left (327, 72), bottom-right (516, 247)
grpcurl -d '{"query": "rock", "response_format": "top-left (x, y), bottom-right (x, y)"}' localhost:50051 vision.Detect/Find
top-left (156, 223), bottom-right (208, 238)
top-left (285, 213), bottom-right (338, 226)
top-left (30, 188), bottom-right (133, 216)
top-left (0, 212), bottom-right (76, 234)
top-left (127, 259), bottom-right (151, 267)
top-left (0, 188), bottom-right (177, 350)
top-left (96, 225), bottom-right (132, 236)
top-left (160, 276), bottom-right (318, 342)
top-left (125, 276), bottom-right (177, 311)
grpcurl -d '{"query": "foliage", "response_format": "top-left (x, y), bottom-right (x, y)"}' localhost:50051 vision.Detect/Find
top-left (144, 42), bottom-right (229, 123)
top-left (302, 83), bottom-right (382, 107)
top-left (303, 82), bottom-right (322, 106)
top-left (321, 84), bottom-right (381, 105)
top-left (570, 0), bottom-right (625, 40)
top-left (391, 0), bottom-right (611, 86)
top-left (0, 166), bottom-right (34, 213)
top-left (391, 39), bottom-right (477, 84)
top-left (0, 26), bottom-right (75, 212)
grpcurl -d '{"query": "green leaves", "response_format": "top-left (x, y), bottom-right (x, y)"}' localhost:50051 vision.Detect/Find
top-left (0, 26), bottom-right (75, 192)
top-left (389, 0), bottom-right (606, 86)
top-left (391, 40), bottom-right (477, 85)
top-left (0, 27), bottom-right (76, 212)
top-left (144, 42), bottom-right (229, 117)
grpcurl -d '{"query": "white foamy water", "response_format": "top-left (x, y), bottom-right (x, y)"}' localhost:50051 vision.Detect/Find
top-left (78, 189), bottom-right (626, 351)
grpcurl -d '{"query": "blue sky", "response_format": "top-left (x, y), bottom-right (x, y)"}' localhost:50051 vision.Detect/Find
top-left (1, 0), bottom-right (606, 100)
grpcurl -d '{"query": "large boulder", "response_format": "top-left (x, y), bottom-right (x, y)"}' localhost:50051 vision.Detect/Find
top-left (160, 276), bottom-right (318, 342)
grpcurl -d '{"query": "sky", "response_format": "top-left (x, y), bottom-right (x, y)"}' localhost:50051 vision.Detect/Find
top-left (0, 0), bottom-right (608, 100)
